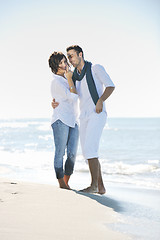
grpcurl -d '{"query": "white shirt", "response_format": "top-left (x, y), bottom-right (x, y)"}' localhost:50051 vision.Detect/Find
top-left (50, 73), bottom-right (79, 127)
top-left (76, 64), bottom-right (115, 119)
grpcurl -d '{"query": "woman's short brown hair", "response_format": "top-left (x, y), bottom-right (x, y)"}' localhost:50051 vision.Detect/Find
top-left (48, 52), bottom-right (67, 74)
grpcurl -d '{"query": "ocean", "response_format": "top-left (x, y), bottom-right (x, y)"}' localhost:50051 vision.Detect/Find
top-left (0, 117), bottom-right (159, 189)
top-left (0, 117), bottom-right (160, 239)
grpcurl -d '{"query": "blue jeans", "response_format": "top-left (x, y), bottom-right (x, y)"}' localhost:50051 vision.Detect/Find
top-left (51, 120), bottom-right (79, 179)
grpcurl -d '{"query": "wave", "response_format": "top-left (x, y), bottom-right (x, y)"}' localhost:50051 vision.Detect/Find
top-left (75, 155), bottom-right (160, 175)
top-left (102, 161), bottom-right (160, 175)
top-left (0, 150), bottom-right (159, 190)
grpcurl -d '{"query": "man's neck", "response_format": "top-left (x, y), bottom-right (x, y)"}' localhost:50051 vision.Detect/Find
top-left (77, 59), bottom-right (85, 74)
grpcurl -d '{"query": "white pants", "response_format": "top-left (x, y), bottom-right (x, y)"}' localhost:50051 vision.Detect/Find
top-left (79, 111), bottom-right (107, 159)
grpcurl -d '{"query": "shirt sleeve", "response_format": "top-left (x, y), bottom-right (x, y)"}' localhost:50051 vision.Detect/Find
top-left (92, 64), bottom-right (115, 88)
top-left (51, 79), bottom-right (78, 102)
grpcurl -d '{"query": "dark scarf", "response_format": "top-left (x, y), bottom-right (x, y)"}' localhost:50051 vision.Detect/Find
top-left (72, 61), bottom-right (99, 105)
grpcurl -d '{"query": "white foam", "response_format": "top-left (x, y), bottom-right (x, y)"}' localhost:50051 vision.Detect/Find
top-left (0, 150), bottom-right (160, 190)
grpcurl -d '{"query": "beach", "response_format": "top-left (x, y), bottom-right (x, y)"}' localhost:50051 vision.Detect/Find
top-left (0, 117), bottom-right (160, 239)
top-left (0, 178), bottom-right (130, 240)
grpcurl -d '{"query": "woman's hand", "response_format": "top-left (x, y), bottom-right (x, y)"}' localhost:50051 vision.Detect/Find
top-left (64, 65), bottom-right (77, 94)
top-left (64, 65), bottom-right (73, 79)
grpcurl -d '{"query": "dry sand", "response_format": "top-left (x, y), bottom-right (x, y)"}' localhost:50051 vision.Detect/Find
top-left (0, 178), bottom-right (130, 240)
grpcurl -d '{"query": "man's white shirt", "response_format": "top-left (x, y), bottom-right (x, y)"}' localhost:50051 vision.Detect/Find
top-left (76, 64), bottom-right (115, 119)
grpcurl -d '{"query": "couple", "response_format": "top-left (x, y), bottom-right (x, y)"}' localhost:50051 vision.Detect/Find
top-left (48, 45), bottom-right (115, 194)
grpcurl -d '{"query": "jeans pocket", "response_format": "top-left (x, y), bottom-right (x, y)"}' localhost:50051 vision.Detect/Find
top-left (51, 119), bottom-right (62, 129)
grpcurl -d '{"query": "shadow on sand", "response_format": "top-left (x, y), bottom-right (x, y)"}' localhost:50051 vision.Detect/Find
top-left (73, 190), bottom-right (124, 213)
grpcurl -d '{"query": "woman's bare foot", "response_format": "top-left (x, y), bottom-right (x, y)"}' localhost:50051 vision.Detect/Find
top-left (64, 175), bottom-right (71, 189)
top-left (58, 178), bottom-right (70, 190)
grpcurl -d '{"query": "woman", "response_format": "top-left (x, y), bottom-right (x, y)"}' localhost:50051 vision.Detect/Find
top-left (48, 51), bottom-right (79, 189)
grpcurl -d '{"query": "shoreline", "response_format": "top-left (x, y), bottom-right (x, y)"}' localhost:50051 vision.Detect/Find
top-left (0, 174), bottom-right (160, 240)
top-left (0, 178), bottom-right (131, 240)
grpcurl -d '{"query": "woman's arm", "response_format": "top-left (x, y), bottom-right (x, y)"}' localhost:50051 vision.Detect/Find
top-left (65, 66), bottom-right (77, 94)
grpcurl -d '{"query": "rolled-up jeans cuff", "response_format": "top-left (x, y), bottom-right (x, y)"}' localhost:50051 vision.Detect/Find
top-left (55, 167), bottom-right (64, 179)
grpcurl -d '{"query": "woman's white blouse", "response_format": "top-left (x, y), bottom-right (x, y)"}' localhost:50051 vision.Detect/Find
top-left (50, 73), bottom-right (79, 128)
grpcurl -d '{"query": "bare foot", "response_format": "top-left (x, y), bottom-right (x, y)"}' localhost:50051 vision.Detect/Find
top-left (58, 178), bottom-right (70, 190)
top-left (98, 186), bottom-right (106, 195)
top-left (98, 180), bottom-right (106, 195)
top-left (64, 175), bottom-right (71, 189)
top-left (80, 186), bottom-right (98, 194)
top-left (60, 185), bottom-right (70, 190)
top-left (64, 183), bottom-right (71, 190)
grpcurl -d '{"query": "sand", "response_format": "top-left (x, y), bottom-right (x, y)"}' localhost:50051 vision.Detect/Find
top-left (0, 178), bottom-right (130, 240)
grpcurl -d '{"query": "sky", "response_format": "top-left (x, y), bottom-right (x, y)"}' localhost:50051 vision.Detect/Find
top-left (0, 0), bottom-right (160, 118)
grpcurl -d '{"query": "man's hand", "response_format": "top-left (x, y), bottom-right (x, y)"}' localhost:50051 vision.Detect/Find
top-left (95, 98), bottom-right (103, 113)
top-left (51, 98), bottom-right (59, 109)
top-left (95, 87), bottom-right (115, 113)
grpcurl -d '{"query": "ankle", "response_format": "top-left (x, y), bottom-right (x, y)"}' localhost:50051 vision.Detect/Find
top-left (91, 183), bottom-right (98, 189)
top-left (58, 178), bottom-right (69, 189)
top-left (64, 175), bottom-right (70, 184)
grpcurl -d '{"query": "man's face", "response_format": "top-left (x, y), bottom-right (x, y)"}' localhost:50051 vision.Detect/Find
top-left (67, 49), bottom-right (82, 68)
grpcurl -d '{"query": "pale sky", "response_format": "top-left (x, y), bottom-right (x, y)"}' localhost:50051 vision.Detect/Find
top-left (0, 0), bottom-right (160, 118)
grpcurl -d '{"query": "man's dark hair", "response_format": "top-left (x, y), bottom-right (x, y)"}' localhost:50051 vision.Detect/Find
top-left (48, 51), bottom-right (67, 74)
top-left (66, 45), bottom-right (84, 58)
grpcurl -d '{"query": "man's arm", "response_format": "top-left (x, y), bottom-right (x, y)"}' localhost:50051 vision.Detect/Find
top-left (95, 86), bottom-right (115, 113)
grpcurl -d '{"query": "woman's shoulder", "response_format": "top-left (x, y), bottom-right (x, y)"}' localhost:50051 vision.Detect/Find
top-left (52, 73), bottom-right (62, 80)
top-left (51, 74), bottom-right (69, 91)
top-left (51, 74), bottom-right (65, 84)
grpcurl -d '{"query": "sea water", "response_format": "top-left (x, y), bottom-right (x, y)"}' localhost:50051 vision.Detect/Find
top-left (0, 118), bottom-right (159, 189)
top-left (0, 118), bottom-right (160, 239)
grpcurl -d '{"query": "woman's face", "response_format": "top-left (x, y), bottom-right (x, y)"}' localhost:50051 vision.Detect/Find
top-left (58, 57), bottom-right (68, 73)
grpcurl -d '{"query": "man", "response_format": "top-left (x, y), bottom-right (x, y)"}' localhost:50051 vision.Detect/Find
top-left (52, 45), bottom-right (115, 194)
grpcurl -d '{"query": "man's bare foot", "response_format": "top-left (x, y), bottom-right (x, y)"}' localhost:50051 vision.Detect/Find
top-left (98, 186), bottom-right (106, 195)
top-left (80, 186), bottom-right (98, 194)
